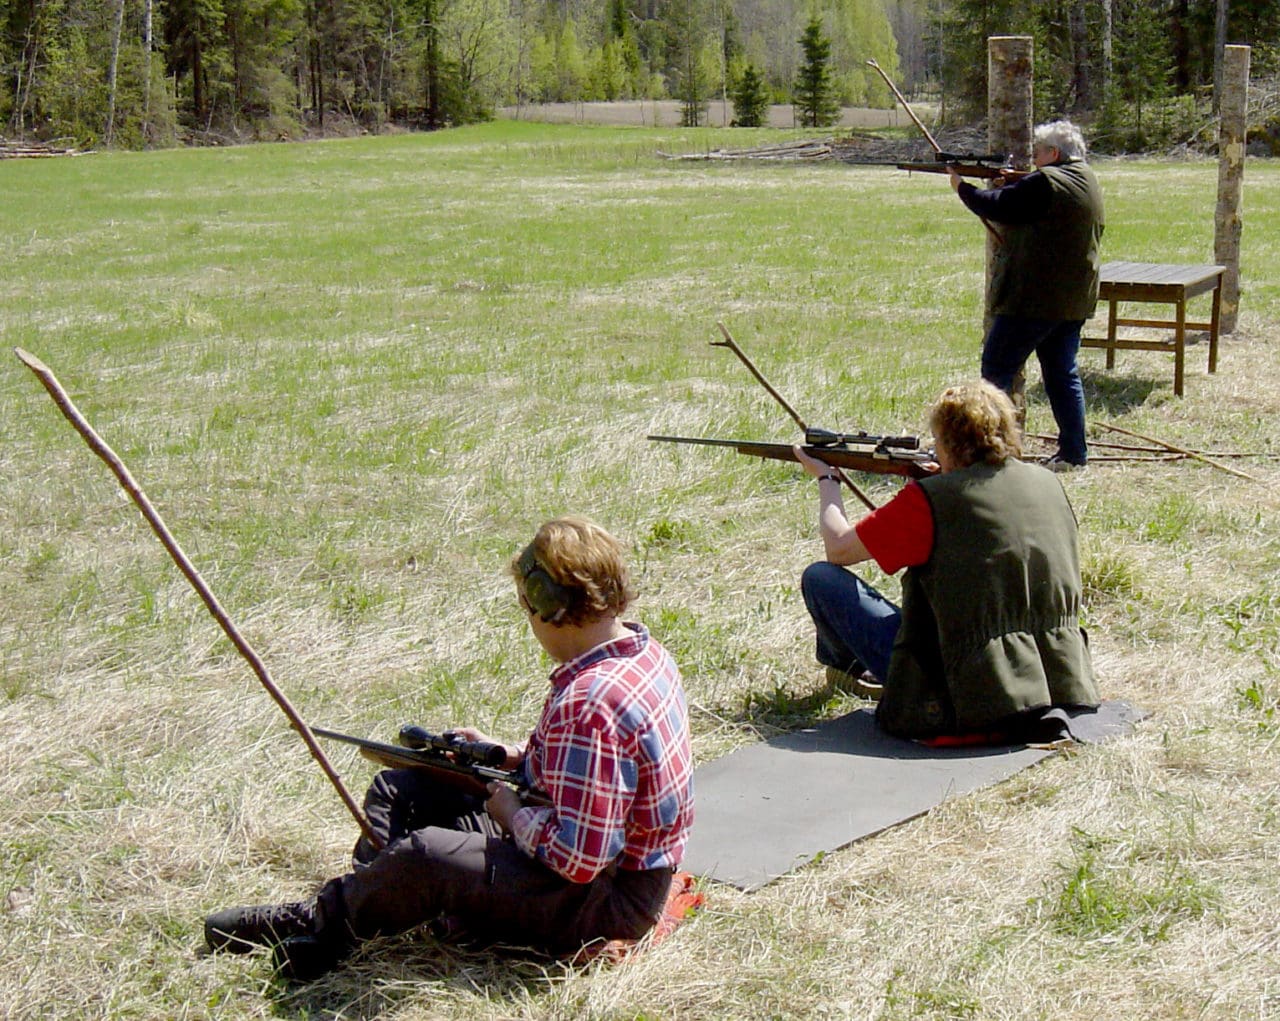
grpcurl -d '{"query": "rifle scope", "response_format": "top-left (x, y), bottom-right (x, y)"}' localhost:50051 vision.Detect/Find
top-left (934, 151), bottom-right (1008, 164)
top-left (804, 427), bottom-right (920, 450)
top-left (397, 725), bottom-right (507, 768)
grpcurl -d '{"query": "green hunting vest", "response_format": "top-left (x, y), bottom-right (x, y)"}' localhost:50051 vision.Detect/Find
top-left (876, 459), bottom-right (1099, 739)
top-left (989, 160), bottom-right (1105, 321)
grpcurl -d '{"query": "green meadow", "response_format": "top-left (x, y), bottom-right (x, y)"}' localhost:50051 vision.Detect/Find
top-left (1, 121), bottom-right (1278, 1019)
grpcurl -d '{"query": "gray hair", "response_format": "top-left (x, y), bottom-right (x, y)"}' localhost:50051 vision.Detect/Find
top-left (1033, 120), bottom-right (1087, 160)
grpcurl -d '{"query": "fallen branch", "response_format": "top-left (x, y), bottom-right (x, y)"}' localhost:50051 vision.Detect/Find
top-left (0, 138), bottom-right (84, 158)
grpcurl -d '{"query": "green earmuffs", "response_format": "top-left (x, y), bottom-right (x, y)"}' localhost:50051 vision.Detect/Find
top-left (516, 544), bottom-right (576, 623)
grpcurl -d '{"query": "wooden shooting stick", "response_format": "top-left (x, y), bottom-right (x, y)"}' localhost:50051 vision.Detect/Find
top-left (711, 323), bottom-right (877, 511)
top-left (14, 348), bottom-right (383, 851)
top-left (867, 58), bottom-right (1001, 244)
top-left (866, 58), bottom-right (940, 153)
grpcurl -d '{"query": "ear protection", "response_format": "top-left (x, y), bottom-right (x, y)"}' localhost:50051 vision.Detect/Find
top-left (516, 544), bottom-right (576, 623)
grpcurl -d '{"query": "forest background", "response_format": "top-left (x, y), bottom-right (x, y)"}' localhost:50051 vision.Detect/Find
top-left (5, 0), bottom-right (1280, 153)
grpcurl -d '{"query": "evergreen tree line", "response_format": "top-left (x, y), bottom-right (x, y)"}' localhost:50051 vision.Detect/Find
top-left (929, 0), bottom-right (1280, 152)
top-left (0, 0), bottom-right (901, 145)
top-left (2, 0), bottom-right (1279, 149)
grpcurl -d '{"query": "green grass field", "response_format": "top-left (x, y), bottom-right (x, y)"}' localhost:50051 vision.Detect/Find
top-left (1, 122), bottom-right (1278, 1020)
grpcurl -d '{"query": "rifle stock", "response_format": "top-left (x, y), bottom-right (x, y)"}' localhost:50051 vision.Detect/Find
top-left (313, 727), bottom-right (552, 807)
top-left (648, 435), bottom-right (938, 479)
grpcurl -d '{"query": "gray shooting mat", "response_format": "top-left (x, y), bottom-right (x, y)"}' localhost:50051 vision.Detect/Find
top-left (682, 700), bottom-right (1147, 891)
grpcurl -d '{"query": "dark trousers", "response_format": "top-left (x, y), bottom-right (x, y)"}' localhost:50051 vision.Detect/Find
top-left (316, 769), bottom-right (672, 954)
top-left (981, 314), bottom-right (1088, 464)
top-left (801, 561), bottom-right (901, 681)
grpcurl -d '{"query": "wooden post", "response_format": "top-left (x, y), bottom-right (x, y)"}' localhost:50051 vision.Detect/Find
top-left (1215, 44), bottom-right (1249, 334)
top-left (987, 36), bottom-right (1034, 425)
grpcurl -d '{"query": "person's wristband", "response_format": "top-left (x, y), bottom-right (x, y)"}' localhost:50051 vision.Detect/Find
top-left (818, 473), bottom-right (839, 484)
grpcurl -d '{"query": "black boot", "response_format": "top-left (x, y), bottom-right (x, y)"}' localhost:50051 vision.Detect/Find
top-left (272, 935), bottom-right (350, 982)
top-left (205, 901), bottom-right (315, 953)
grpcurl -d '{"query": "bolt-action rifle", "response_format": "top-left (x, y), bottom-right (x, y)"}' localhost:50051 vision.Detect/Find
top-left (647, 432), bottom-right (938, 480)
top-left (313, 725), bottom-right (552, 806)
top-left (652, 324), bottom-right (939, 495)
top-left (891, 153), bottom-right (1031, 183)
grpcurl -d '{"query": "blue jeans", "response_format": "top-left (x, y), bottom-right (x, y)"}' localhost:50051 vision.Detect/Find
top-left (981, 315), bottom-right (1088, 464)
top-left (801, 561), bottom-right (901, 681)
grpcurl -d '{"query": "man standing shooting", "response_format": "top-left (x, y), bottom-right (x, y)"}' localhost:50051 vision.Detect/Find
top-left (205, 515), bottom-right (694, 979)
top-left (948, 119), bottom-right (1105, 471)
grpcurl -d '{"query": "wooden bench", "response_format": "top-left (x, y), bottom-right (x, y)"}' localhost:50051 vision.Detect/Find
top-left (1080, 261), bottom-right (1225, 396)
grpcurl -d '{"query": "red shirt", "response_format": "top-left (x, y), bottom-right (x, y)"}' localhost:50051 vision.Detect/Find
top-left (853, 481), bottom-right (934, 573)
top-left (509, 623), bottom-right (694, 883)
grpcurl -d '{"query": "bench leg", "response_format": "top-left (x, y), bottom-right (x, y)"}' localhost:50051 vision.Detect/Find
top-left (1209, 278), bottom-right (1222, 374)
top-left (1106, 298), bottom-right (1118, 370)
top-left (1174, 299), bottom-right (1186, 397)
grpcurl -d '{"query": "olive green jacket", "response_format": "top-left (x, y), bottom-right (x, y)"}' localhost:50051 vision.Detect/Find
top-left (876, 459), bottom-right (1099, 738)
top-left (990, 160), bottom-right (1105, 321)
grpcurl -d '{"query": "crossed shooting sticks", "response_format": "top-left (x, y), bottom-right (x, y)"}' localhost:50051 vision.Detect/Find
top-left (866, 57), bottom-right (1002, 244)
top-left (710, 323), bottom-right (879, 511)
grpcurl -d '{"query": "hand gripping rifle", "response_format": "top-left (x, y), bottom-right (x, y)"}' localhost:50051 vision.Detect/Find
top-left (312, 725), bottom-right (551, 807)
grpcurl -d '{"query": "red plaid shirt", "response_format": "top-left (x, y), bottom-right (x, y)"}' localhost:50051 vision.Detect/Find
top-left (509, 623), bottom-right (694, 884)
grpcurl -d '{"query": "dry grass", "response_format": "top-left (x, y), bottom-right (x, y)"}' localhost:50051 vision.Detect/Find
top-left (0, 125), bottom-right (1278, 1019)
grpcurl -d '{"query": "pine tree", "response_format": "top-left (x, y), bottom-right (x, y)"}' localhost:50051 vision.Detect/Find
top-left (730, 63), bottom-right (768, 126)
top-left (668, 0), bottom-right (710, 126)
top-left (793, 16), bottom-right (841, 128)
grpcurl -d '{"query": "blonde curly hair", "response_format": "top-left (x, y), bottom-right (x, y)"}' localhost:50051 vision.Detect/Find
top-left (929, 381), bottom-right (1022, 469)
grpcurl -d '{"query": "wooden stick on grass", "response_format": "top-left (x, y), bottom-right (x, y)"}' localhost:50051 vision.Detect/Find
top-left (1095, 420), bottom-right (1266, 484)
top-left (1027, 432), bottom-right (1267, 459)
top-left (14, 347), bottom-right (382, 850)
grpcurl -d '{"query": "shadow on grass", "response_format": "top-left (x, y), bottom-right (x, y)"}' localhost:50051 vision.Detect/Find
top-left (1080, 368), bottom-right (1164, 417)
top-left (701, 667), bottom-right (877, 740)
top-left (1023, 369), bottom-right (1164, 421)
top-left (267, 935), bottom-right (573, 1018)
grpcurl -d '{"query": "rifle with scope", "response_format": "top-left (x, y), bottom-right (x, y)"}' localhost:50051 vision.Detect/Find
top-left (892, 153), bottom-right (1031, 182)
top-left (836, 152), bottom-right (1030, 183)
top-left (648, 430), bottom-right (938, 480)
top-left (312, 725), bottom-right (551, 806)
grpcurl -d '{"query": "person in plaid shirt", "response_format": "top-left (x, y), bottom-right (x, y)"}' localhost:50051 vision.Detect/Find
top-left (204, 516), bottom-right (694, 980)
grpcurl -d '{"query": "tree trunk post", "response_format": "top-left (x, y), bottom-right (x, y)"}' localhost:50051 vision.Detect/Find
top-left (1101, 0), bottom-right (1113, 107)
top-left (1215, 44), bottom-right (1249, 334)
top-left (987, 36), bottom-right (1034, 425)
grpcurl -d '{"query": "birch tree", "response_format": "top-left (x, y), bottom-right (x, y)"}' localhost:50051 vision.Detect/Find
top-left (104, 0), bottom-right (124, 144)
